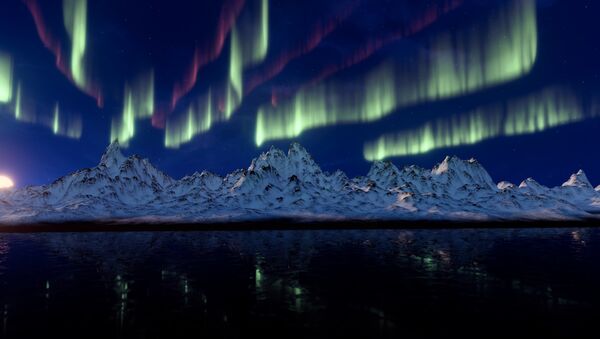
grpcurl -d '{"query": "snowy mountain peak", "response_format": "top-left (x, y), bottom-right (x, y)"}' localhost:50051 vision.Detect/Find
top-left (367, 161), bottom-right (400, 178)
top-left (518, 178), bottom-right (549, 194)
top-left (562, 170), bottom-right (593, 189)
top-left (432, 155), bottom-right (460, 174)
top-left (432, 156), bottom-right (484, 176)
top-left (287, 142), bottom-right (318, 167)
top-left (99, 140), bottom-right (126, 168)
top-left (519, 178), bottom-right (538, 187)
top-left (431, 155), bottom-right (496, 190)
top-left (173, 170), bottom-right (222, 194)
top-left (248, 143), bottom-right (322, 181)
top-left (400, 165), bottom-right (427, 176)
top-left (433, 156), bottom-right (482, 173)
top-left (288, 142), bottom-right (307, 155)
top-left (497, 181), bottom-right (515, 190)
top-left (2, 142), bottom-right (599, 224)
top-left (365, 161), bottom-right (403, 189)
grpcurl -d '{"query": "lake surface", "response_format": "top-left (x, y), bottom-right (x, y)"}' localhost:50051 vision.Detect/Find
top-left (0, 227), bottom-right (598, 338)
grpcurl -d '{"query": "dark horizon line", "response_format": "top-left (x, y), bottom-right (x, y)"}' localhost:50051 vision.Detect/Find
top-left (1, 218), bottom-right (600, 233)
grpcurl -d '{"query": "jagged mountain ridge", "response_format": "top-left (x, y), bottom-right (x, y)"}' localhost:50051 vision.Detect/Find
top-left (0, 141), bottom-right (599, 224)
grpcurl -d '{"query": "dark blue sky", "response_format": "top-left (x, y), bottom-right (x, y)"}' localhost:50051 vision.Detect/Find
top-left (0, 0), bottom-right (599, 188)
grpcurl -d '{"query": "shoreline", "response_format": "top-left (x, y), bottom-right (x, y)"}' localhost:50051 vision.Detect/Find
top-left (1, 218), bottom-right (600, 233)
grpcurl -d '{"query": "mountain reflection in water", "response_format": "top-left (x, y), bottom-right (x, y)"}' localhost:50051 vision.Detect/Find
top-left (0, 227), bottom-right (597, 338)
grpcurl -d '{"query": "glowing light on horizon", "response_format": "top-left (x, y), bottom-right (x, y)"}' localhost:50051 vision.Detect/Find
top-left (363, 87), bottom-right (597, 160)
top-left (111, 70), bottom-right (155, 145)
top-left (0, 176), bottom-right (14, 189)
top-left (0, 52), bottom-right (12, 103)
top-left (255, 0), bottom-right (538, 146)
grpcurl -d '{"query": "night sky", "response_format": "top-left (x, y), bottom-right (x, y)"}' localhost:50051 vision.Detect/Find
top-left (0, 0), bottom-right (599, 188)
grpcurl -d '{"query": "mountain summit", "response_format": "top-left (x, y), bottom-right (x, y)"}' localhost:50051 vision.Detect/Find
top-left (562, 170), bottom-right (593, 189)
top-left (99, 140), bottom-right (126, 167)
top-left (0, 143), bottom-right (598, 224)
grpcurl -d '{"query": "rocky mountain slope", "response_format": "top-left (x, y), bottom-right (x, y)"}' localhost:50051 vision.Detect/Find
top-left (0, 141), bottom-right (599, 224)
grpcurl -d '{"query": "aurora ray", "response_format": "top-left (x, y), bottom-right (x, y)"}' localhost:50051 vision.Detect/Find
top-left (165, 89), bottom-right (215, 148)
top-left (49, 102), bottom-right (82, 139)
top-left (23, 0), bottom-right (102, 106)
top-left (52, 111), bottom-right (83, 138)
top-left (62, 0), bottom-right (87, 89)
top-left (259, 0), bottom-right (269, 63)
top-left (169, 0), bottom-right (246, 112)
top-left (0, 52), bottom-right (13, 103)
top-left (12, 82), bottom-right (36, 124)
top-left (110, 70), bottom-right (155, 145)
top-left (271, 0), bottom-right (464, 102)
top-left (363, 87), bottom-right (597, 161)
top-left (244, 0), bottom-right (359, 96)
top-left (7, 88), bottom-right (82, 139)
top-left (52, 103), bottom-right (60, 135)
top-left (224, 0), bottom-right (269, 119)
top-left (225, 25), bottom-right (243, 119)
top-left (255, 0), bottom-right (538, 146)
top-left (14, 82), bottom-right (21, 119)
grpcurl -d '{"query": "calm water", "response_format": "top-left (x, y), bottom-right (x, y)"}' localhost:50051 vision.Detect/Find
top-left (0, 227), bottom-right (598, 338)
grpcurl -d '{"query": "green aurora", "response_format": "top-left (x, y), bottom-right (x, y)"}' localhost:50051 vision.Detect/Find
top-left (363, 87), bottom-right (596, 160)
top-left (254, 0), bottom-right (538, 146)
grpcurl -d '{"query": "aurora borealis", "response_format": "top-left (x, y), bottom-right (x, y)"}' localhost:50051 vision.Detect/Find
top-left (62, 0), bottom-right (87, 91)
top-left (110, 69), bottom-right (155, 145)
top-left (256, 0), bottom-right (538, 146)
top-left (0, 0), bottom-right (599, 187)
top-left (0, 52), bottom-right (12, 103)
top-left (363, 87), bottom-right (595, 160)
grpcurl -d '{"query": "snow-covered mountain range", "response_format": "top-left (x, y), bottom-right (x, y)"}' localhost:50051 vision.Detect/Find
top-left (1, 141), bottom-right (599, 224)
